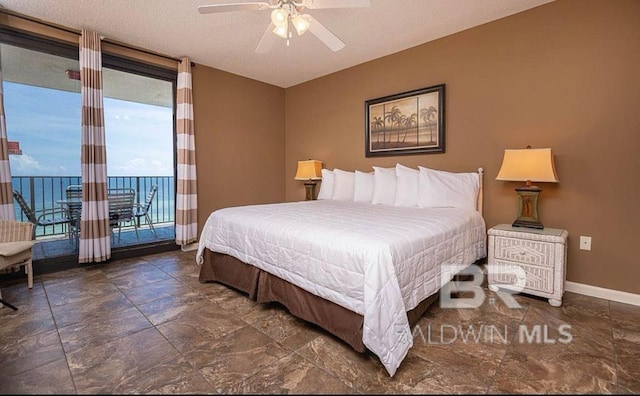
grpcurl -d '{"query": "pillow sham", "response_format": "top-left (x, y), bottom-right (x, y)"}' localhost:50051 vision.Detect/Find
top-left (332, 168), bottom-right (355, 201)
top-left (371, 166), bottom-right (397, 205)
top-left (394, 163), bottom-right (419, 207)
top-left (417, 166), bottom-right (479, 211)
top-left (354, 170), bottom-right (375, 203)
top-left (316, 169), bottom-right (334, 200)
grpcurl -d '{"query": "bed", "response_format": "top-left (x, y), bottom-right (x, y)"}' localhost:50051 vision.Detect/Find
top-left (195, 166), bottom-right (487, 377)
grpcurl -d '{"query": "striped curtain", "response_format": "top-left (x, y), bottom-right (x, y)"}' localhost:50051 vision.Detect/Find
top-left (78, 29), bottom-right (111, 263)
top-left (175, 57), bottom-right (198, 245)
top-left (0, 48), bottom-right (15, 220)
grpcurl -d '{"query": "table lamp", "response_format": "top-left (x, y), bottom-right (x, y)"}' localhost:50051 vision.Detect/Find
top-left (295, 159), bottom-right (322, 201)
top-left (496, 146), bottom-right (559, 229)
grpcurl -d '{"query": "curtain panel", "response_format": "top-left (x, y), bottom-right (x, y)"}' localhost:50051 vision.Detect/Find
top-left (175, 57), bottom-right (198, 245)
top-left (78, 29), bottom-right (111, 263)
top-left (0, 48), bottom-right (15, 220)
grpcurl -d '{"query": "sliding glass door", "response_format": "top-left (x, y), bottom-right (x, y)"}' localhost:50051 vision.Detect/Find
top-left (102, 67), bottom-right (175, 243)
top-left (1, 30), bottom-right (177, 263)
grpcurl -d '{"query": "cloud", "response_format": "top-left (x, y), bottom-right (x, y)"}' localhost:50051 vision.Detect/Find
top-left (9, 154), bottom-right (72, 176)
top-left (9, 154), bottom-right (44, 174)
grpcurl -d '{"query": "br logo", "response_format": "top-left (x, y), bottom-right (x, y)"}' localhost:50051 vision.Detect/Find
top-left (439, 264), bottom-right (526, 309)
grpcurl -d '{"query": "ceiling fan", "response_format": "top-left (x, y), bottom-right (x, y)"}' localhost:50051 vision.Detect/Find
top-left (198, 0), bottom-right (371, 53)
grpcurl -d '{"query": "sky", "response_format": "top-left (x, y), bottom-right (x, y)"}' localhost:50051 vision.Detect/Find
top-left (5, 81), bottom-right (174, 177)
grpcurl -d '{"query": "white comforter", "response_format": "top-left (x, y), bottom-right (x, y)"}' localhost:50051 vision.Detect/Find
top-left (196, 200), bottom-right (486, 376)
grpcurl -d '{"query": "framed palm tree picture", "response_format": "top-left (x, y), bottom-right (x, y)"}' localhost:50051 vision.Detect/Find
top-left (365, 84), bottom-right (445, 157)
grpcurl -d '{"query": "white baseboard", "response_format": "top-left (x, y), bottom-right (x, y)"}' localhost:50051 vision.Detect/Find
top-left (565, 281), bottom-right (640, 307)
top-left (180, 243), bottom-right (198, 252)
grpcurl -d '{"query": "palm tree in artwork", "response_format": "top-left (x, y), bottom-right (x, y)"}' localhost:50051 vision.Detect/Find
top-left (420, 106), bottom-right (438, 144)
top-left (371, 116), bottom-right (384, 143)
top-left (384, 106), bottom-right (402, 143)
top-left (395, 114), bottom-right (407, 142)
top-left (401, 113), bottom-right (418, 143)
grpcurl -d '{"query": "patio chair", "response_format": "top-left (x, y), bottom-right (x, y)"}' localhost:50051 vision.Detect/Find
top-left (133, 184), bottom-right (158, 238)
top-left (12, 189), bottom-right (71, 241)
top-left (107, 188), bottom-right (138, 242)
top-left (0, 220), bottom-right (35, 310)
top-left (64, 185), bottom-right (83, 244)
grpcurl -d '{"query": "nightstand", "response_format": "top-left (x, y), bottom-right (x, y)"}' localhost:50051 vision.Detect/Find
top-left (487, 224), bottom-right (568, 307)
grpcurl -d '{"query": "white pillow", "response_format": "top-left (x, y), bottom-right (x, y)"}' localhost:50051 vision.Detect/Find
top-left (371, 166), bottom-right (397, 205)
top-left (394, 164), bottom-right (419, 207)
top-left (316, 169), bottom-right (334, 200)
top-left (417, 166), bottom-right (479, 211)
top-left (332, 168), bottom-right (355, 201)
top-left (353, 170), bottom-right (374, 203)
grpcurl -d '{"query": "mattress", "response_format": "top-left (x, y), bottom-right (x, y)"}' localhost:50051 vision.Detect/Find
top-left (196, 200), bottom-right (486, 376)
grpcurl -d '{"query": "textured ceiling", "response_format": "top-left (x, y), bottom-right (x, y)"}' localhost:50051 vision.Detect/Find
top-left (0, 0), bottom-right (554, 88)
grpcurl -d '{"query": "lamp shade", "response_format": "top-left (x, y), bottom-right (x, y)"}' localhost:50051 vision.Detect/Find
top-left (292, 14), bottom-right (311, 35)
top-left (272, 24), bottom-right (289, 39)
top-left (271, 8), bottom-right (289, 26)
top-left (295, 160), bottom-right (322, 180)
top-left (496, 148), bottom-right (559, 183)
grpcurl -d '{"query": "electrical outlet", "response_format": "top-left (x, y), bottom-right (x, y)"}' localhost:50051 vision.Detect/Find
top-left (580, 236), bottom-right (592, 251)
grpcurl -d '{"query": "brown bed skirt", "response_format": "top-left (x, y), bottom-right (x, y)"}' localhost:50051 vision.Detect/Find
top-left (199, 249), bottom-right (438, 353)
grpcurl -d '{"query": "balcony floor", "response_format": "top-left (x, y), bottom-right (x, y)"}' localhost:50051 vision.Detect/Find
top-left (32, 224), bottom-right (176, 261)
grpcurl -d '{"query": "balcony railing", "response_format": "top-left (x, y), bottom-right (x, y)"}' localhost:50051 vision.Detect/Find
top-left (12, 176), bottom-right (175, 239)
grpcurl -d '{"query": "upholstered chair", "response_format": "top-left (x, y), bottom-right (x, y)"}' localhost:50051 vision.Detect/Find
top-left (0, 220), bottom-right (35, 310)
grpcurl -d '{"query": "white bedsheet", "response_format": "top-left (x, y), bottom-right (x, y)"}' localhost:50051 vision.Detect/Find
top-left (196, 200), bottom-right (486, 376)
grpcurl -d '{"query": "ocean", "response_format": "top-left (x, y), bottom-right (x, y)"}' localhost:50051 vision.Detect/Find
top-left (12, 176), bottom-right (175, 237)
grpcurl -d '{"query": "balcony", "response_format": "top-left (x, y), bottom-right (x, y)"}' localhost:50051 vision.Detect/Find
top-left (12, 176), bottom-right (175, 261)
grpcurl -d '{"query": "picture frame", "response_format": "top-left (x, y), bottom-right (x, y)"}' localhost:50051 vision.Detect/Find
top-left (365, 84), bottom-right (445, 157)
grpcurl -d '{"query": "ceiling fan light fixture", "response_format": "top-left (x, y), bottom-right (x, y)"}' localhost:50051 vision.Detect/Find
top-left (271, 8), bottom-right (289, 27)
top-left (197, 0), bottom-right (372, 53)
top-left (273, 23), bottom-right (289, 39)
top-left (292, 14), bottom-right (311, 35)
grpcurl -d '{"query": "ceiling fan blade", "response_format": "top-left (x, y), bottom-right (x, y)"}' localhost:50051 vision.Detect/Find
top-left (255, 23), bottom-right (278, 54)
top-left (306, 15), bottom-right (345, 52)
top-left (302, 0), bottom-right (370, 9)
top-left (198, 2), bottom-right (271, 14)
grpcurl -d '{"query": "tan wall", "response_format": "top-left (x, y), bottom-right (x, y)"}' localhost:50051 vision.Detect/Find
top-left (193, 65), bottom-right (285, 232)
top-left (284, 0), bottom-right (640, 294)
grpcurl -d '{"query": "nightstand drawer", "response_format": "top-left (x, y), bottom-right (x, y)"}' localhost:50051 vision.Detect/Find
top-left (493, 237), bottom-right (555, 267)
top-left (490, 261), bottom-right (554, 294)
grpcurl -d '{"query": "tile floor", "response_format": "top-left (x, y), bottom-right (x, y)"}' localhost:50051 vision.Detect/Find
top-left (0, 250), bottom-right (639, 394)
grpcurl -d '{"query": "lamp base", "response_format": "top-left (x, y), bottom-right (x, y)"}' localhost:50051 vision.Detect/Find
top-left (512, 219), bottom-right (544, 229)
top-left (512, 185), bottom-right (544, 230)
top-left (304, 182), bottom-right (317, 201)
